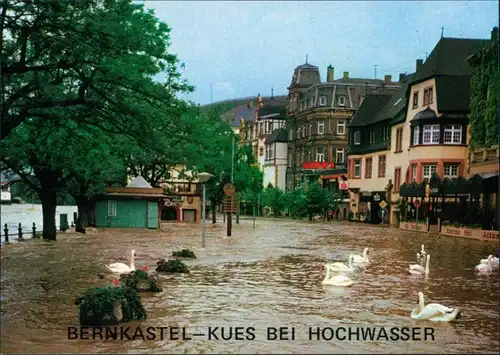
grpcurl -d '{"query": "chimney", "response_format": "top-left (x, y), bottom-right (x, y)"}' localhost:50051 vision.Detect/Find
top-left (399, 73), bottom-right (406, 82)
top-left (343, 71), bottom-right (349, 79)
top-left (491, 26), bottom-right (499, 41)
top-left (327, 65), bottom-right (335, 82)
top-left (384, 74), bottom-right (392, 82)
top-left (416, 59), bottom-right (423, 72)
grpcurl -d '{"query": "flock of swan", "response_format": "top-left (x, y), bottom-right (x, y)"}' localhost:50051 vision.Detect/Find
top-left (322, 244), bottom-right (499, 322)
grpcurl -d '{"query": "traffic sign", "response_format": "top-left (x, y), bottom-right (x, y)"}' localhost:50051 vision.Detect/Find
top-left (379, 200), bottom-right (388, 209)
top-left (223, 183), bottom-right (236, 196)
top-left (378, 207), bottom-right (388, 220)
top-left (413, 199), bottom-right (421, 208)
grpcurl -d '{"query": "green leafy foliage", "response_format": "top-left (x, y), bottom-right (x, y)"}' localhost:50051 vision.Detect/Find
top-left (261, 186), bottom-right (285, 216)
top-left (468, 40), bottom-right (499, 148)
top-left (155, 259), bottom-right (190, 273)
top-left (119, 270), bottom-right (162, 292)
top-left (74, 285), bottom-right (146, 326)
top-left (172, 249), bottom-right (196, 258)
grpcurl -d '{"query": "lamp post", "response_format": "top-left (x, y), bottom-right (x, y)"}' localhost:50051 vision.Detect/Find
top-left (198, 172), bottom-right (213, 248)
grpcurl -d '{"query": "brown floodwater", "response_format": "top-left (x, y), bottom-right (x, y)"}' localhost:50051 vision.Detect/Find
top-left (1, 218), bottom-right (499, 354)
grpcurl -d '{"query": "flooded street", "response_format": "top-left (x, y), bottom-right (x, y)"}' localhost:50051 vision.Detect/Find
top-left (1, 219), bottom-right (498, 354)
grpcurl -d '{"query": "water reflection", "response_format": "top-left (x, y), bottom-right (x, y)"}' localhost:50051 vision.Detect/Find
top-left (1, 220), bottom-right (498, 353)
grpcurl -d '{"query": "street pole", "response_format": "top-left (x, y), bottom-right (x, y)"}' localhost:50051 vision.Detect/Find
top-left (253, 198), bottom-right (256, 229)
top-left (202, 182), bottom-right (206, 248)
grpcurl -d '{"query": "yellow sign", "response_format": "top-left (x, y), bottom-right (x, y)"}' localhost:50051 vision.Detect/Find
top-left (379, 200), bottom-right (388, 209)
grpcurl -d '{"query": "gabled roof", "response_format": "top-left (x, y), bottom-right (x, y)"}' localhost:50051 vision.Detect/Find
top-left (127, 176), bottom-right (153, 188)
top-left (413, 37), bottom-right (491, 83)
top-left (267, 128), bottom-right (288, 144)
top-left (349, 94), bottom-right (392, 127)
top-left (371, 73), bottom-right (416, 124)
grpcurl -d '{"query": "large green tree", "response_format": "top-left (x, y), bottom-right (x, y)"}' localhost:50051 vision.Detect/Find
top-left (1, 0), bottom-right (194, 239)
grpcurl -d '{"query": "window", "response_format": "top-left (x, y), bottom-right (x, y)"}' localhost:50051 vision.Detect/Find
top-left (395, 127), bottom-right (403, 152)
top-left (378, 155), bottom-right (386, 177)
top-left (353, 159), bottom-right (361, 178)
top-left (393, 168), bottom-right (402, 192)
top-left (316, 147), bottom-right (325, 162)
top-left (422, 164), bottom-right (437, 180)
top-left (308, 148), bottom-right (312, 161)
top-left (369, 130), bottom-right (375, 143)
top-left (411, 164), bottom-right (417, 182)
top-left (444, 164), bottom-right (459, 178)
top-left (270, 144), bottom-right (274, 159)
top-left (336, 148), bottom-right (345, 164)
top-left (422, 124), bottom-right (440, 144)
top-left (365, 157), bottom-right (372, 178)
top-left (309, 123), bottom-right (312, 136)
top-left (259, 147), bottom-right (264, 156)
top-left (288, 152), bottom-right (292, 167)
top-left (338, 95), bottom-right (346, 106)
top-left (354, 131), bottom-right (361, 145)
top-left (318, 120), bottom-right (325, 134)
top-left (443, 124), bottom-right (462, 144)
top-left (412, 92), bottom-right (418, 108)
top-left (289, 128), bottom-right (293, 140)
top-left (108, 201), bottom-right (117, 217)
top-left (319, 96), bottom-right (327, 106)
top-left (423, 87), bottom-right (434, 105)
top-left (337, 120), bottom-right (346, 135)
top-left (413, 126), bottom-right (420, 145)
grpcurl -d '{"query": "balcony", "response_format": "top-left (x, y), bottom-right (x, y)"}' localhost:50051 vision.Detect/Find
top-left (469, 146), bottom-right (499, 165)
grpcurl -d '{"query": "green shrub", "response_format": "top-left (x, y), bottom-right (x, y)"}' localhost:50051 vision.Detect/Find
top-left (172, 249), bottom-right (196, 258)
top-left (156, 259), bottom-right (189, 273)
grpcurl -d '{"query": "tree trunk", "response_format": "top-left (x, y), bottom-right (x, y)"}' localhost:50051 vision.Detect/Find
top-left (309, 213), bottom-right (313, 221)
top-left (87, 199), bottom-right (97, 227)
top-left (211, 200), bottom-right (217, 224)
top-left (40, 190), bottom-right (57, 240)
top-left (74, 196), bottom-right (87, 233)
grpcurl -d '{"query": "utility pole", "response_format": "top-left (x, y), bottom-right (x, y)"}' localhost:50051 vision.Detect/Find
top-left (374, 64), bottom-right (378, 80)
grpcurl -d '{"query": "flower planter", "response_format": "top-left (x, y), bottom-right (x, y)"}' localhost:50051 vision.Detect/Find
top-left (440, 227), bottom-right (499, 242)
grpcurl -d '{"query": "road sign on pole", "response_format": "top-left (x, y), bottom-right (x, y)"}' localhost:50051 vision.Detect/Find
top-left (378, 207), bottom-right (388, 222)
top-left (223, 183), bottom-right (236, 197)
top-left (379, 200), bottom-right (388, 209)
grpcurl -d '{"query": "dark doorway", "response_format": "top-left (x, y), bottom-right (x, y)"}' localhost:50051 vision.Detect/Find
top-left (161, 206), bottom-right (177, 221)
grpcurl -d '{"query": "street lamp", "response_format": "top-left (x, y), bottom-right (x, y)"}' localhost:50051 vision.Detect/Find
top-left (198, 172), bottom-right (213, 248)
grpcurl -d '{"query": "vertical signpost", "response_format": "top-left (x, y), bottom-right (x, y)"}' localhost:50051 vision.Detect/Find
top-left (413, 199), bottom-right (421, 238)
top-left (378, 200), bottom-right (388, 235)
top-left (223, 183), bottom-right (236, 237)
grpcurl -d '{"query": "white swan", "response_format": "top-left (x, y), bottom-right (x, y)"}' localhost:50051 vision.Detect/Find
top-left (417, 252), bottom-right (422, 263)
top-left (475, 257), bottom-right (493, 273)
top-left (327, 255), bottom-right (356, 272)
top-left (411, 292), bottom-right (461, 322)
top-left (322, 264), bottom-right (355, 287)
top-left (479, 255), bottom-right (493, 264)
top-left (408, 254), bottom-right (430, 275)
top-left (352, 248), bottom-right (369, 263)
top-left (106, 250), bottom-right (136, 273)
top-left (490, 256), bottom-right (499, 269)
top-left (420, 244), bottom-right (426, 257)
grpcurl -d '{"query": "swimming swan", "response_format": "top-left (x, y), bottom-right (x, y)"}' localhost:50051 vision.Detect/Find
top-left (411, 292), bottom-right (461, 322)
top-left (106, 250), bottom-right (136, 273)
top-left (352, 248), bottom-right (369, 263)
top-left (475, 257), bottom-right (493, 273)
top-left (408, 254), bottom-right (430, 275)
top-left (322, 264), bottom-right (355, 287)
top-left (327, 255), bottom-right (356, 272)
top-left (479, 255), bottom-right (493, 264)
top-left (480, 255), bottom-right (499, 269)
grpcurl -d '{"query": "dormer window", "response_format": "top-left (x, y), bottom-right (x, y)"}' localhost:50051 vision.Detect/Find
top-left (319, 96), bottom-right (327, 106)
top-left (337, 95), bottom-right (346, 106)
top-left (354, 131), bottom-right (361, 145)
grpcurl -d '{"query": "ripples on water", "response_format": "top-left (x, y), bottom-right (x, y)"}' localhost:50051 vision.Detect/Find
top-left (1, 220), bottom-right (499, 354)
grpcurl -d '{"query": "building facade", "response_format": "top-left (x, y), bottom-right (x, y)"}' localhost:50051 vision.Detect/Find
top-left (347, 32), bottom-right (494, 225)
top-left (285, 62), bottom-right (402, 190)
top-left (347, 75), bottom-right (414, 224)
top-left (263, 128), bottom-right (288, 189)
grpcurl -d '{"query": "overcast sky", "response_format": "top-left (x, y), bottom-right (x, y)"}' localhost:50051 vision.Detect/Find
top-left (143, 0), bottom-right (498, 105)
